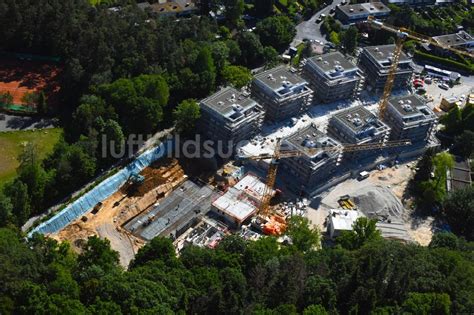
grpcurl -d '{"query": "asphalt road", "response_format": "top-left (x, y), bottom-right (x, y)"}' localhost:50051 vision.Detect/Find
top-left (292, 0), bottom-right (344, 47)
top-left (0, 113), bottom-right (57, 132)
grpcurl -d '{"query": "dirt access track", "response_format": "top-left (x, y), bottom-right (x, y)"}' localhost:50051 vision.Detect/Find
top-left (52, 158), bottom-right (187, 267)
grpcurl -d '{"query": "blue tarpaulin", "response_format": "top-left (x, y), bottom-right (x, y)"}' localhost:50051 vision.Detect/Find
top-left (29, 142), bottom-right (168, 236)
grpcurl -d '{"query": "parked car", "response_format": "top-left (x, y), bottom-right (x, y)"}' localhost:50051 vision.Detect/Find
top-left (330, 8), bottom-right (336, 14)
top-left (320, 13), bottom-right (326, 18)
top-left (358, 171), bottom-right (370, 181)
top-left (316, 17), bottom-right (322, 23)
top-left (341, 0), bottom-right (347, 5)
top-left (439, 83), bottom-right (449, 90)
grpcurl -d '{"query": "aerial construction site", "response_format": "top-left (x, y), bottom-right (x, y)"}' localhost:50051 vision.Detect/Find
top-left (45, 18), bottom-right (474, 267)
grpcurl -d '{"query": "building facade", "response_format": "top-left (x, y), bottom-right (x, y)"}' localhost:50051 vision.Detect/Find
top-left (328, 106), bottom-right (391, 145)
top-left (335, 2), bottom-right (390, 25)
top-left (303, 52), bottom-right (362, 103)
top-left (280, 124), bottom-right (342, 191)
top-left (431, 31), bottom-right (474, 56)
top-left (383, 94), bottom-right (437, 143)
top-left (198, 87), bottom-right (264, 153)
top-left (358, 45), bottom-right (414, 92)
top-left (252, 65), bottom-right (313, 122)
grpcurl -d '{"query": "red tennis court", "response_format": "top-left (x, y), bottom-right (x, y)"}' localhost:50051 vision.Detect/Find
top-left (0, 57), bottom-right (61, 108)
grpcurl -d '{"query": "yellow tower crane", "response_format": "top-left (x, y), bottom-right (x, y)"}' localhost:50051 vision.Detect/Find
top-left (367, 16), bottom-right (474, 119)
top-left (239, 138), bottom-right (412, 219)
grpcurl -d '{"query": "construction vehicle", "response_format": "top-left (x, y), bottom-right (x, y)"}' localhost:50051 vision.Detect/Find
top-left (338, 195), bottom-right (356, 210)
top-left (122, 172), bottom-right (145, 194)
top-left (367, 16), bottom-right (474, 119)
top-left (239, 138), bottom-right (412, 235)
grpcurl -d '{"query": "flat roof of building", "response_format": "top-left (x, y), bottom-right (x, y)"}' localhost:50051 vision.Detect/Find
top-left (253, 65), bottom-right (307, 92)
top-left (338, 2), bottom-right (390, 17)
top-left (433, 31), bottom-right (474, 47)
top-left (363, 44), bottom-right (410, 64)
top-left (387, 94), bottom-right (435, 118)
top-left (233, 174), bottom-right (268, 203)
top-left (307, 52), bottom-right (359, 75)
top-left (124, 180), bottom-right (216, 241)
top-left (212, 187), bottom-right (258, 223)
top-left (332, 105), bottom-right (385, 133)
top-left (329, 209), bottom-right (362, 231)
top-left (284, 124), bottom-right (341, 158)
top-left (200, 86), bottom-right (259, 118)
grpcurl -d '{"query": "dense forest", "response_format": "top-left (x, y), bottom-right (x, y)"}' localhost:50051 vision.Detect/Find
top-left (0, 0), bottom-right (297, 226)
top-left (1, 225), bottom-right (473, 314)
top-left (0, 1), bottom-right (473, 314)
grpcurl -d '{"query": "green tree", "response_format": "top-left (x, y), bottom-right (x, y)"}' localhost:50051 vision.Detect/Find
top-left (0, 91), bottom-right (13, 106)
top-left (429, 232), bottom-right (459, 250)
top-left (4, 179), bottom-right (31, 225)
top-left (452, 130), bottom-right (474, 158)
top-left (221, 65), bottom-right (252, 88)
top-left (439, 105), bottom-right (462, 135)
top-left (303, 304), bottom-right (328, 315)
top-left (173, 99), bottom-right (201, 135)
top-left (443, 186), bottom-right (474, 241)
top-left (210, 41), bottom-right (230, 71)
top-left (238, 32), bottom-right (264, 66)
top-left (0, 193), bottom-right (13, 227)
top-left (262, 46), bottom-right (279, 68)
top-left (286, 216), bottom-right (320, 252)
top-left (17, 143), bottom-right (49, 213)
top-left (342, 26), bottom-right (358, 54)
top-left (194, 47), bottom-right (217, 96)
top-left (336, 217), bottom-right (381, 250)
top-left (226, 39), bottom-right (242, 64)
top-left (77, 236), bottom-right (120, 273)
top-left (256, 16), bottom-right (296, 51)
top-left (222, 0), bottom-right (244, 27)
top-left (131, 237), bottom-right (178, 268)
top-left (98, 75), bottom-right (169, 134)
top-left (37, 91), bottom-right (47, 115)
top-left (432, 152), bottom-right (454, 199)
top-left (402, 292), bottom-right (451, 315)
top-left (254, 0), bottom-right (274, 17)
top-left (329, 31), bottom-right (340, 46)
top-left (21, 91), bottom-right (39, 110)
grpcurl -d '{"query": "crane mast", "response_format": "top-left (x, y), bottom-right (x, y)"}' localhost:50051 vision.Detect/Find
top-left (367, 16), bottom-right (474, 118)
top-left (239, 139), bottom-right (412, 218)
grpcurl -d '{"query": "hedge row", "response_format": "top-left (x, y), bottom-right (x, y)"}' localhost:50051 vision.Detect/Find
top-left (414, 50), bottom-right (474, 74)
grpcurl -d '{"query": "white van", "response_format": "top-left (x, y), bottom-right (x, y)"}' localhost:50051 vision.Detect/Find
top-left (358, 171), bottom-right (370, 180)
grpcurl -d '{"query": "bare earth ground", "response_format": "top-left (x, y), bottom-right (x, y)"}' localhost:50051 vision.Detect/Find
top-left (52, 158), bottom-right (186, 267)
top-left (308, 160), bottom-right (435, 245)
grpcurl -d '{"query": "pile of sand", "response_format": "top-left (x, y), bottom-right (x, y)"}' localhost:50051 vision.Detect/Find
top-left (353, 185), bottom-right (404, 218)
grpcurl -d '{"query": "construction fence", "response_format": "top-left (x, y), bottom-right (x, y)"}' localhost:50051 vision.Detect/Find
top-left (28, 141), bottom-right (170, 237)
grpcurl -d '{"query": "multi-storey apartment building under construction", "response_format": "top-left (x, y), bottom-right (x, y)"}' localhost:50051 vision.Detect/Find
top-left (328, 106), bottom-right (391, 145)
top-left (252, 65), bottom-right (313, 122)
top-left (358, 44), bottom-right (414, 92)
top-left (383, 94), bottom-right (437, 143)
top-left (198, 87), bottom-right (265, 153)
top-left (280, 124), bottom-right (342, 191)
top-left (303, 52), bottom-right (363, 103)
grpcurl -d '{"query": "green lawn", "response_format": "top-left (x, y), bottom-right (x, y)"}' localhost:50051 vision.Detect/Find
top-left (0, 128), bottom-right (62, 187)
